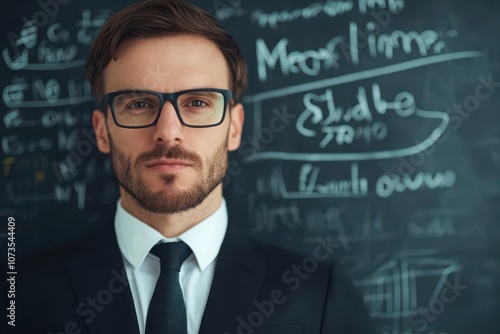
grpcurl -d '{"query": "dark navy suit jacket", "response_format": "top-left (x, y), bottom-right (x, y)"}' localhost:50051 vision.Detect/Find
top-left (3, 224), bottom-right (373, 334)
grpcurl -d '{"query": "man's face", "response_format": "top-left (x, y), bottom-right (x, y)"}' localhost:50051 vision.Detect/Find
top-left (92, 35), bottom-right (244, 215)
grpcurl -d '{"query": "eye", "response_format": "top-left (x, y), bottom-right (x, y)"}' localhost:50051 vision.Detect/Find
top-left (178, 91), bottom-right (222, 112)
top-left (129, 101), bottom-right (152, 109)
top-left (187, 99), bottom-right (208, 108)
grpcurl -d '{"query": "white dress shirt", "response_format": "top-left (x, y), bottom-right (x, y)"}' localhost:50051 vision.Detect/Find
top-left (114, 199), bottom-right (228, 334)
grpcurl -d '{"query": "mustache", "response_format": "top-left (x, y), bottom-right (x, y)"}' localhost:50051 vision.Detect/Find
top-left (135, 145), bottom-right (202, 167)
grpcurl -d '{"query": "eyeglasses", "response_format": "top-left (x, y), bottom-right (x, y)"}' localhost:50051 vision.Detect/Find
top-left (99, 88), bottom-right (232, 128)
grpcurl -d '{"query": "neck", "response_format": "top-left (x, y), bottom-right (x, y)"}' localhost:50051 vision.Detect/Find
top-left (119, 186), bottom-right (223, 238)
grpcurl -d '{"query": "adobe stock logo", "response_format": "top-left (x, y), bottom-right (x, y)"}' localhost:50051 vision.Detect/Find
top-left (228, 235), bottom-right (340, 334)
top-left (408, 275), bottom-right (467, 333)
top-left (7, 0), bottom-right (71, 53)
top-left (396, 74), bottom-right (499, 176)
top-left (47, 268), bottom-right (129, 334)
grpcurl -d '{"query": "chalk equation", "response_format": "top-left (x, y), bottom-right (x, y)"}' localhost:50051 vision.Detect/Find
top-left (4, 9), bottom-right (109, 70)
top-left (255, 24), bottom-right (453, 81)
top-left (3, 76), bottom-right (92, 109)
top-left (244, 51), bottom-right (485, 162)
top-left (255, 162), bottom-right (456, 199)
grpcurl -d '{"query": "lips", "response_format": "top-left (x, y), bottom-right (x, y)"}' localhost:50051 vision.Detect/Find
top-left (145, 159), bottom-right (192, 172)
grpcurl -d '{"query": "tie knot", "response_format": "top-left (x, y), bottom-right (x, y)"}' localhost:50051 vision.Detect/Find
top-left (150, 241), bottom-right (192, 272)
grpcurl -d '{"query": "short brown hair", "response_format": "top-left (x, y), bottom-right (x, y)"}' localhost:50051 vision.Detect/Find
top-left (86, 0), bottom-right (248, 101)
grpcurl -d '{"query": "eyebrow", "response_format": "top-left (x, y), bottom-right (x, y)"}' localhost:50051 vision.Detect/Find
top-left (112, 85), bottom-right (224, 92)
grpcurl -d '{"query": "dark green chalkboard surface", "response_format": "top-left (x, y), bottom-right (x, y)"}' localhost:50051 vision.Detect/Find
top-left (2, 0), bottom-right (500, 333)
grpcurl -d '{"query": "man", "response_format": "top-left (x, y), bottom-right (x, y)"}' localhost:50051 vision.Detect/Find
top-left (6, 1), bottom-right (373, 333)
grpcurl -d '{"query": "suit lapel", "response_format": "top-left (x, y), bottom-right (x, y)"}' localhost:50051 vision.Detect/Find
top-left (199, 227), bottom-right (268, 334)
top-left (65, 225), bottom-right (140, 334)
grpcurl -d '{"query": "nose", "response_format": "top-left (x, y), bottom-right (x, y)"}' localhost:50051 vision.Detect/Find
top-left (152, 101), bottom-right (184, 145)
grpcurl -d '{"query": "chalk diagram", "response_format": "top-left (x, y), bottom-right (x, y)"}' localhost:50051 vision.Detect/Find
top-left (354, 250), bottom-right (462, 334)
top-left (243, 52), bottom-right (484, 162)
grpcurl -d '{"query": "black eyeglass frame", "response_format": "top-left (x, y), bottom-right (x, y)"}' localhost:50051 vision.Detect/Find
top-left (98, 88), bottom-right (232, 129)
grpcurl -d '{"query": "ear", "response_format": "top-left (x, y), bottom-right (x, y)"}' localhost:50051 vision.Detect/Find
top-left (92, 109), bottom-right (111, 153)
top-left (227, 103), bottom-right (244, 151)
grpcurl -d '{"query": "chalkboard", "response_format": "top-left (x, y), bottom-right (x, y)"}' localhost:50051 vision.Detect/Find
top-left (2, 1), bottom-right (500, 333)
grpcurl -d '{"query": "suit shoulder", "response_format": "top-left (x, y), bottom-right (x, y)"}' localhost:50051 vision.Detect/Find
top-left (247, 236), bottom-right (338, 279)
top-left (17, 224), bottom-right (112, 272)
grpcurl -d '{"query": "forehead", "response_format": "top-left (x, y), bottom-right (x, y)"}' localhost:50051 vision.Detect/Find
top-left (103, 35), bottom-right (230, 93)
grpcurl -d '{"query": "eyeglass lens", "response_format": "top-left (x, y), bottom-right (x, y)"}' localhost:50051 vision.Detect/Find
top-left (112, 91), bottom-right (225, 126)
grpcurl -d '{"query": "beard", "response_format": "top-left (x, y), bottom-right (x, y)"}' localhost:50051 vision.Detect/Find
top-left (109, 137), bottom-right (228, 214)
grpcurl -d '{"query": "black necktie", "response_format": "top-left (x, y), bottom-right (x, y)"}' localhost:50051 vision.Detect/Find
top-left (145, 241), bottom-right (192, 334)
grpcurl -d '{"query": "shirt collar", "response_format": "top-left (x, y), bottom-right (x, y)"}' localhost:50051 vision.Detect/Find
top-left (115, 199), bottom-right (228, 272)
